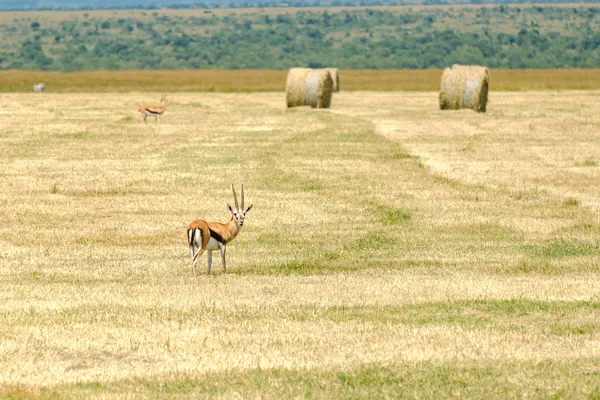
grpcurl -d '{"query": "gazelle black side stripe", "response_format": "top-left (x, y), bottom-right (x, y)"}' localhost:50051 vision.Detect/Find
top-left (209, 229), bottom-right (226, 244)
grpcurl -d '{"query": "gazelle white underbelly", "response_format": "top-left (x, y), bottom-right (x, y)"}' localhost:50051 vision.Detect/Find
top-left (206, 237), bottom-right (221, 251)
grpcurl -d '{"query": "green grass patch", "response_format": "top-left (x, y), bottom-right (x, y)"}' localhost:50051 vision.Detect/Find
top-left (354, 233), bottom-right (396, 251)
top-left (259, 169), bottom-right (325, 192)
top-left (563, 198), bottom-right (579, 207)
top-left (10, 360), bottom-right (600, 399)
top-left (240, 261), bottom-right (361, 276)
top-left (511, 259), bottom-right (557, 274)
top-left (523, 239), bottom-right (599, 259)
top-left (56, 132), bottom-right (90, 139)
top-left (371, 203), bottom-right (412, 226)
top-left (550, 322), bottom-right (600, 336)
top-left (387, 151), bottom-right (418, 161)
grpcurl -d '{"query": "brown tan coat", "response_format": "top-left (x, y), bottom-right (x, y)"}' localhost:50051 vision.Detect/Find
top-left (186, 184), bottom-right (253, 276)
top-left (138, 95), bottom-right (167, 123)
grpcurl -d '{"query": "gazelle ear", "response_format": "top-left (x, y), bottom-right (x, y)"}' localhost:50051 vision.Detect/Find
top-left (227, 203), bottom-right (234, 213)
top-left (244, 204), bottom-right (253, 213)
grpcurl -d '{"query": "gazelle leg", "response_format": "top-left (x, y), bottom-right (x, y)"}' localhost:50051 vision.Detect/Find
top-left (219, 243), bottom-right (227, 274)
top-left (207, 251), bottom-right (213, 275)
top-left (143, 113), bottom-right (148, 123)
top-left (157, 114), bottom-right (161, 124)
top-left (189, 244), bottom-right (196, 276)
top-left (192, 248), bottom-right (205, 277)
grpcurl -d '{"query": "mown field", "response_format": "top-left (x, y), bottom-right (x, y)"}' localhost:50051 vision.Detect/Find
top-left (3, 68), bottom-right (600, 92)
top-left (0, 83), bottom-right (599, 398)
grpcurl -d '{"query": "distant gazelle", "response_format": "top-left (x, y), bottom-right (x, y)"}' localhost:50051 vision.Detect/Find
top-left (138, 94), bottom-right (167, 123)
top-left (187, 185), bottom-right (253, 276)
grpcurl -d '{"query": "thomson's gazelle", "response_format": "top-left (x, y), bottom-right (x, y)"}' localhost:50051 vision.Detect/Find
top-left (33, 83), bottom-right (45, 93)
top-left (138, 94), bottom-right (167, 123)
top-left (187, 185), bottom-right (253, 276)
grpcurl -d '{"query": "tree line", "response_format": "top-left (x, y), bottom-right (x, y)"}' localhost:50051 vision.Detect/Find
top-left (1, 6), bottom-right (599, 70)
top-left (3, 0), bottom-right (600, 11)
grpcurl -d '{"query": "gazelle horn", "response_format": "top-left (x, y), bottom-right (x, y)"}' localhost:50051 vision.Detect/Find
top-left (241, 184), bottom-right (245, 209)
top-left (232, 184), bottom-right (239, 209)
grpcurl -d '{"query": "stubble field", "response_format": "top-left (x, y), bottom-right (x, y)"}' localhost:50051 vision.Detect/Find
top-left (1, 87), bottom-right (600, 398)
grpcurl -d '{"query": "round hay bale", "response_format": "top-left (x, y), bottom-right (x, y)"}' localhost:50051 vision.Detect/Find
top-left (286, 68), bottom-right (311, 108)
top-left (325, 68), bottom-right (340, 92)
top-left (286, 68), bottom-right (333, 109)
top-left (439, 64), bottom-right (489, 112)
top-left (304, 69), bottom-right (333, 109)
top-left (439, 67), bottom-right (460, 110)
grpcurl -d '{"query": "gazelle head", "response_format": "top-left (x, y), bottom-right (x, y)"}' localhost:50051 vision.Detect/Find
top-left (227, 184), bottom-right (253, 227)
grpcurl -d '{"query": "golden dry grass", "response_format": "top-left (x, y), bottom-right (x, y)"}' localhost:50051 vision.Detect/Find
top-left (0, 90), bottom-right (599, 397)
top-left (3, 69), bottom-right (600, 93)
